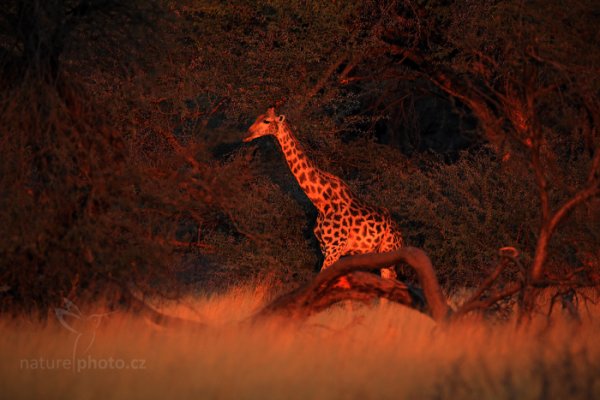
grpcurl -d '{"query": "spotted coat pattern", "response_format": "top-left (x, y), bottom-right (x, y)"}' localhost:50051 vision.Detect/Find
top-left (245, 108), bottom-right (403, 279)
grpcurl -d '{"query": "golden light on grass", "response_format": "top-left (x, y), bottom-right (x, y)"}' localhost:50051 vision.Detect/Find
top-left (1, 286), bottom-right (599, 399)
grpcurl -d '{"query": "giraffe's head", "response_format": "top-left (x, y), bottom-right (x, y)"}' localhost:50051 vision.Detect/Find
top-left (244, 107), bottom-right (286, 142)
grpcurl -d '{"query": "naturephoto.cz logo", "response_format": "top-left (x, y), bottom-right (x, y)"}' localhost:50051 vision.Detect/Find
top-left (19, 298), bottom-right (146, 373)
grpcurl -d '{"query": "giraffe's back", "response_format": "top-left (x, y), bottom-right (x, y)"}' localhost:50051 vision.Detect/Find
top-left (344, 201), bottom-right (403, 255)
top-left (314, 198), bottom-right (403, 260)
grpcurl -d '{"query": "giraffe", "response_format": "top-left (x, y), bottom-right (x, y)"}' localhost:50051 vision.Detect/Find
top-left (244, 107), bottom-right (404, 282)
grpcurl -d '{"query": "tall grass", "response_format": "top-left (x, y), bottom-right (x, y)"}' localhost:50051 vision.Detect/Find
top-left (1, 286), bottom-right (599, 399)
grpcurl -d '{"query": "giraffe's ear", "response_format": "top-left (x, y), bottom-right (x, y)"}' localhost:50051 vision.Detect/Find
top-left (278, 115), bottom-right (285, 123)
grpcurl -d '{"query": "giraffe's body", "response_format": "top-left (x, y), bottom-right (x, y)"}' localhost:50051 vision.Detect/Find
top-left (245, 108), bottom-right (403, 280)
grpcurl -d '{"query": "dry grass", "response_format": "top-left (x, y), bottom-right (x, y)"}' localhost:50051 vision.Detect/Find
top-left (1, 285), bottom-right (600, 400)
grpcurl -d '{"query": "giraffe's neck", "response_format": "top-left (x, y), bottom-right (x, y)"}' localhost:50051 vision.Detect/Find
top-left (275, 123), bottom-right (347, 213)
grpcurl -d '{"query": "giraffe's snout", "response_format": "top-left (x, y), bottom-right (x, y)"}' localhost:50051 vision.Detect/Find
top-left (244, 123), bottom-right (269, 142)
top-left (243, 133), bottom-right (256, 142)
top-left (243, 130), bottom-right (261, 142)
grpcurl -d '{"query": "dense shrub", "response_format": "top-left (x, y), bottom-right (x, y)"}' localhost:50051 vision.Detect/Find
top-left (1, 0), bottom-right (597, 314)
top-left (0, 79), bottom-right (185, 313)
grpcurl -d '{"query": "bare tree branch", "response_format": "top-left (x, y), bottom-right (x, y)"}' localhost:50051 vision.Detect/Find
top-left (453, 283), bottom-right (522, 318)
top-left (531, 183), bottom-right (600, 281)
top-left (296, 53), bottom-right (347, 113)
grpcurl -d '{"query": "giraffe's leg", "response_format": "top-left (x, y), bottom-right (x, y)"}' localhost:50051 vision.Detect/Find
top-left (378, 233), bottom-right (402, 306)
top-left (376, 266), bottom-right (397, 308)
top-left (379, 226), bottom-right (404, 278)
top-left (378, 238), bottom-right (399, 281)
top-left (321, 248), bottom-right (351, 289)
top-left (380, 267), bottom-right (397, 280)
top-left (322, 250), bottom-right (354, 312)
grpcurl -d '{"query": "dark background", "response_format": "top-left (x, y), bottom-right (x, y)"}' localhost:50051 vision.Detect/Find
top-left (1, 0), bottom-right (598, 314)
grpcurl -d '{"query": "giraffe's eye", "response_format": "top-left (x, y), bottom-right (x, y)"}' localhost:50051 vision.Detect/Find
top-left (263, 119), bottom-right (270, 124)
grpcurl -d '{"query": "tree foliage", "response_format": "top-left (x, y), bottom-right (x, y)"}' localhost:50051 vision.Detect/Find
top-left (1, 0), bottom-right (598, 315)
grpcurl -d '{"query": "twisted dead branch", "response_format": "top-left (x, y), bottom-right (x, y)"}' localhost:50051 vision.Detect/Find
top-left (253, 247), bottom-right (452, 322)
top-left (252, 246), bottom-right (556, 324)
